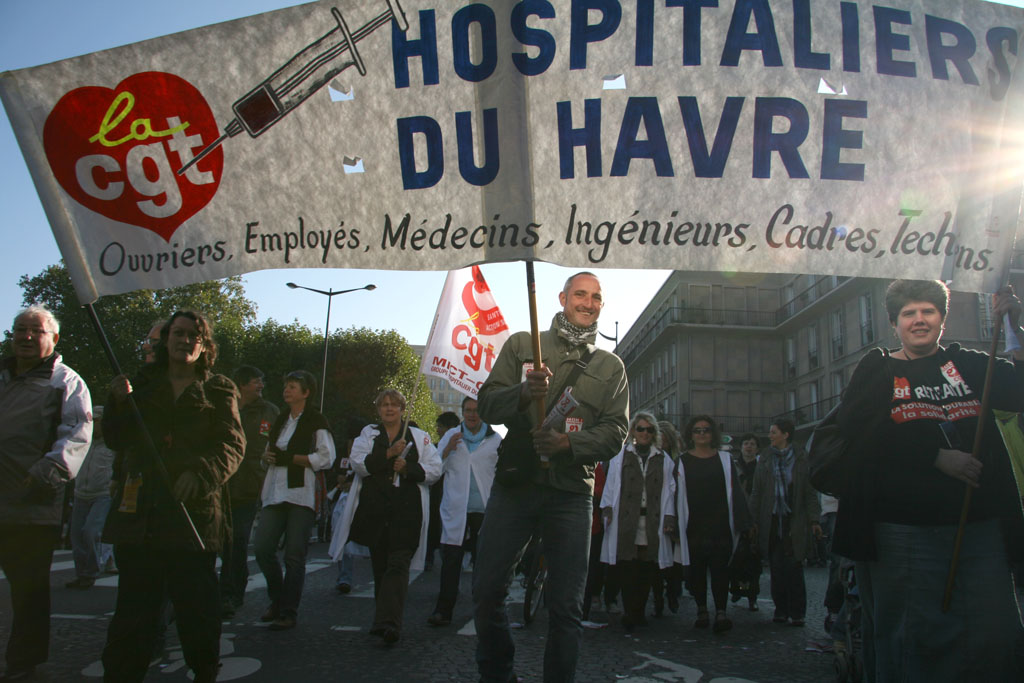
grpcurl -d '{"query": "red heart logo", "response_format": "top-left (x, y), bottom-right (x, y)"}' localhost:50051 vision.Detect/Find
top-left (43, 71), bottom-right (222, 243)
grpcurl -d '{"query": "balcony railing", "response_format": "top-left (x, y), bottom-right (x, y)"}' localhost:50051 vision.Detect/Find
top-left (620, 306), bottom-right (778, 365)
top-left (776, 276), bottom-right (849, 323)
top-left (773, 393), bottom-right (841, 429)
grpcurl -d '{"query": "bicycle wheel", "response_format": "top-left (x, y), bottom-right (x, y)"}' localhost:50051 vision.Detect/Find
top-left (523, 552), bottom-right (547, 625)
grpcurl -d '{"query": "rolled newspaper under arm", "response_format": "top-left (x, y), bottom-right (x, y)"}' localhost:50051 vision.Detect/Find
top-left (537, 388), bottom-right (580, 465)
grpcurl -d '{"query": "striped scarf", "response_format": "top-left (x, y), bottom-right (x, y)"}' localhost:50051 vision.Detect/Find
top-left (555, 311), bottom-right (598, 346)
top-left (771, 445), bottom-right (795, 536)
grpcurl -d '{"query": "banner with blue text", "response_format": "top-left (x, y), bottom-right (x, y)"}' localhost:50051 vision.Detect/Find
top-left (2, 0), bottom-right (1024, 303)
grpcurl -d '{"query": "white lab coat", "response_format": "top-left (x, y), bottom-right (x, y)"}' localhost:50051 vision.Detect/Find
top-left (437, 424), bottom-right (500, 546)
top-left (673, 450), bottom-right (739, 566)
top-left (329, 423), bottom-right (441, 570)
top-left (599, 444), bottom-right (677, 569)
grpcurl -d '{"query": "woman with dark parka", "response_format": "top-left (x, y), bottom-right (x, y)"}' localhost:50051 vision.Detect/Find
top-left (749, 418), bottom-right (821, 627)
top-left (102, 311), bottom-right (244, 683)
top-left (834, 280), bottom-right (1024, 681)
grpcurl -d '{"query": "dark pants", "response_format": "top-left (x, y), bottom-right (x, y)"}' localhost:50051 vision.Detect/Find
top-left (102, 545), bottom-right (220, 682)
top-left (368, 539), bottom-right (415, 632)
top-left (219, 500), bottom-right (258, 607)
top-left (254, 503), bottom-right (315, 618)
top-left (426, 477), bottom-right (444, 566)
top-left (688, 535), bottom-right (731, 613)
top-left (769, 527), bottom-right (807, 620)
top-left (619, 547), bottom-right (658, 624)
top-left (473, 482), bottom-right (591, 683)
top-left (434, 511), bottom-right (484, 619)
top-left (0, 524), bottom-right (59, 671)
top-left (582, 529), bottom-right (604, 620)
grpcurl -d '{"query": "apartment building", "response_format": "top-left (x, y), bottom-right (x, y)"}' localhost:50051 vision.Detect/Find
top-left (617, 264), bottom-right (1024, 442)
top-left (410, 344), bottom-right (465, 417)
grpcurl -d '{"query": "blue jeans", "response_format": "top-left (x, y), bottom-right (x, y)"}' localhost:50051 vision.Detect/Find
top-left (473, 482), bottom-right (591, 683)
top-left (70, 495), bottom-right (113, 579)
top-left (336, 552), bottom-right (353, 586)
top-left (253, 503), bottom-right (315, 618)
top-left (856, 520), bottom-right (1023, 683)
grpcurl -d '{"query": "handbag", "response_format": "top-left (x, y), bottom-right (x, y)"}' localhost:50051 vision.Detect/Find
top-left (493, 347), bottom-right (596, 487)
top-left (808, 349), bottom-right (891, 497)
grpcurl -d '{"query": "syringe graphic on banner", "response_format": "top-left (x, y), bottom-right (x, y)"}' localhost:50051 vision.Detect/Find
top-left (177, 0), bottom-right (408, 176)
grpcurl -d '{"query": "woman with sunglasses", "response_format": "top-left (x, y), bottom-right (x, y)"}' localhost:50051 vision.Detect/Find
top-left (748, 418), bottom-right (820, 627)
top-left (674, 415), bottom-right (751, 633)
top-left (600, 412), bottom-right (677, 631)
top-left (253, 370), bottom-right (335, 630)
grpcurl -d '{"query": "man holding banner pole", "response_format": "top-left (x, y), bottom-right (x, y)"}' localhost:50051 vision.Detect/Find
top-left (473, 271), bottom-right (628, 683)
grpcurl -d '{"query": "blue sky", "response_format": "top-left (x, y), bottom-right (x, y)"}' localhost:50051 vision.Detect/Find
top-left (2, 0), bottom-right (1022, 350)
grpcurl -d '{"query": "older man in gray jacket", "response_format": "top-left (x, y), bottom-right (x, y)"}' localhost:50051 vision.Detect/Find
top-left (0, 305), bottom-right (92, 681)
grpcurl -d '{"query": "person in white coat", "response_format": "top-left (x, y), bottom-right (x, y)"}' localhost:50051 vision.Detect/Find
top-left (427, 397), bottom-right (501, 627)
top-left (600, 412), bottom-right (677, 631)
top-left (329, 389), bottom-right (440, 645)
top-left (674, 415), bottom-right (752, 633)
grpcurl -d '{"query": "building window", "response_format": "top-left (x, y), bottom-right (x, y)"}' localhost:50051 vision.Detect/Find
top-left (831, 370), bottom-right (845, 405)
top-left (787, 390), bottom-right (797, 413)
top-left (782, 283), bottom-right (795, 318)
top-left (809, 380), bottom-right (820, 421)
top-left (786, 336), bottom-right (797, 378)
top-left (830, 307), bottom-right (845, 359)
top-left (807, 323), bottom-right (819, 370)
top-left (859, 292), bottom-right (875, 346)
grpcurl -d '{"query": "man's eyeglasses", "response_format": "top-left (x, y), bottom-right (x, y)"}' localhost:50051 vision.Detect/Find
top-left (691, 427), bottom-right (712, 434)
top-left (634, 426), bottom-right (656, 434)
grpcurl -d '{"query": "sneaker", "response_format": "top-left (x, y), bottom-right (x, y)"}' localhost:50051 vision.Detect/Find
top-left (103, 557), bottom-right (119, 574)
top-left (694, 611), bottom-right (710, 628)
top-left (268, 615), bottom-right (296, 630)
top-left (789, 618), bottom-right (805, 627)
top-left (427, 612), bottom-right (451, 627)
top-left (260, 604), bottom-right (280, 623)
top-left (336, 583), bottom-right (351, 595)
top-left (65, 577), bottom-right (95, 589)
top-left (713, 613), bottom-right (733, 633)
top-left (381, 627), bottom-right (400, 644)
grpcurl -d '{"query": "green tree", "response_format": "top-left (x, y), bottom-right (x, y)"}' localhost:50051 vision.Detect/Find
top-left (10, 262), bottom-right (439, 443)
top-left (11, 262), bottom-right (256, 394)
top-left (324, 327), bottom-right (439, 441)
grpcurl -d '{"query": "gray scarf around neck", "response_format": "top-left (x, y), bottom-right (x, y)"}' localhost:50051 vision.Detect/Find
top-left (555, 311), bottom-right (598, 347)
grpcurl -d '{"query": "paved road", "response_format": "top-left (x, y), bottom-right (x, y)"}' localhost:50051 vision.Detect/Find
top-left (0, 541), bottom-right (854, 682)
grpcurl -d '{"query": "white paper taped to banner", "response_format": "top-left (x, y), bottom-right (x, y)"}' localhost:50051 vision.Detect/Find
top-left (2, 0), bottom-right (1024, 303)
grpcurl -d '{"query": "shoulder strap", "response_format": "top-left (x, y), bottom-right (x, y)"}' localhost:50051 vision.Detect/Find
top-left (560, 346), bottom-right (597, 394)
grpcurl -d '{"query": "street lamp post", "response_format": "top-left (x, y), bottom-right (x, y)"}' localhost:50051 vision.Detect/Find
top-left (285, 282), bottom-right (376, 408)
top-left (598, 321), bottom-right (619, 353)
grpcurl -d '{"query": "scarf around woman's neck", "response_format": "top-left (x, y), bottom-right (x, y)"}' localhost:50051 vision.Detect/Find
top-left (771, 445), bottom-right (795, 535)
top-left (555, 311), bottom-right (598, 347)
top-left (462, 422), bottom-right (488, 452)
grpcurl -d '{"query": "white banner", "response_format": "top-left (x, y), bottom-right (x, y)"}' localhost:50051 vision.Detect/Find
top-left (420, 265), bottom-right (510, 398)
top-left (2, 0), bottom-right (1024, 303)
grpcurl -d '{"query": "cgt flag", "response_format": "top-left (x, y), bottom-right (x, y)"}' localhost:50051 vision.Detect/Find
top-left (420, 266), bottom-right (509, 400)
